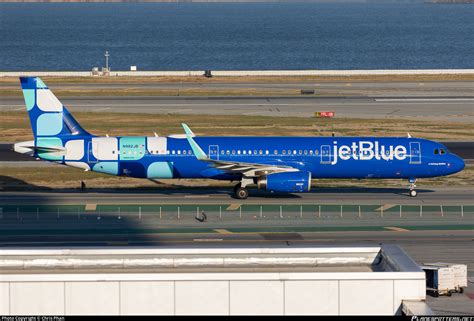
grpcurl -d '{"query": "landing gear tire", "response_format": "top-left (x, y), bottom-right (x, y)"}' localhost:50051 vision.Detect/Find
top-left (408, 178), bottom-right (417, 197)
top-left (234, 185), bottom-right (249, 200)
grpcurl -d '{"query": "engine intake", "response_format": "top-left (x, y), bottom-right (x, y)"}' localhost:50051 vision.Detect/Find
top-left (258, 171), bottom-right (311, 193)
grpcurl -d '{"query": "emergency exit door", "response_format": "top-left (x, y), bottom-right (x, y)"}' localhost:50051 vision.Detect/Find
top-left (320, 145), bottom-right (331, 164)
top-left (410, 142), bottom-right (421, 164)
top-left (209, 145), bottom-right (219, 160)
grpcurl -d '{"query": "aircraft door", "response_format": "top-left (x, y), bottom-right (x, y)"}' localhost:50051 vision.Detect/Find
top-left (320, 145), bottom-right (331, 164)
top-left (209, 145), bottom-right (219, 160)
top-left (87, 141), bottom-right (98, 163)
top-left (410, 142), bottom-right (421, 164)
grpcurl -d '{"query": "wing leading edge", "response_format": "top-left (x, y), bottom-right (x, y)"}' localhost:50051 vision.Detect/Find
top-left (181, 123), bottom-right (299, 178)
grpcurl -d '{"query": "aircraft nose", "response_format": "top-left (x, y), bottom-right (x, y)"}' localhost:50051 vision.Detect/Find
top-left (449, 154), bottom-right (465, 174)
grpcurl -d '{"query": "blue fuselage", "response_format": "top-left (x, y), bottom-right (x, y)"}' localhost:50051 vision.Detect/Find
top-left (55, 135), bottom-right (465, 181)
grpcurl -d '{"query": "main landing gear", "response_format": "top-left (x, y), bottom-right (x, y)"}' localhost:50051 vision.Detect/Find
top-left (409, 178), bottom-right (417, 197)
top-left (234, 184), bottom-right (249, 200)
top-left (233, 178), bottom-right (253, 199)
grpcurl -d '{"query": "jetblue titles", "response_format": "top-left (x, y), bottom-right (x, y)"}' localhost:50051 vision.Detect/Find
top-left (331, 141), bottom-right (407, 165)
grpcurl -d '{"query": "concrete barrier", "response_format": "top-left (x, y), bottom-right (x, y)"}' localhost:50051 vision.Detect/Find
top-left (212, 69), bottom-right (474, 77)
top-left (0, 71), bottom-right (93, 77)
top-left (1, 69), bottom-right (473, 77)
top-left (402, 300), bottom-right (435, 316)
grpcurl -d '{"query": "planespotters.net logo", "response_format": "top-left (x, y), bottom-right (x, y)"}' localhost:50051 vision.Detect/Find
top-left (411, 317), bottom-right (474, 321)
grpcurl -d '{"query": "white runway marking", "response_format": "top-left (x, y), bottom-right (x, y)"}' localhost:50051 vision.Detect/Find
top-left (243, 111), bottom-right (269, 115)
top-left (184, 195), bottom-right (210, 198)
top-left (376, 98), bottom-right (474, 102)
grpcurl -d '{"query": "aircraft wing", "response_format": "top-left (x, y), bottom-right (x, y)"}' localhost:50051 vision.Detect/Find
top-left (182, 124), bottom-right (299, 177)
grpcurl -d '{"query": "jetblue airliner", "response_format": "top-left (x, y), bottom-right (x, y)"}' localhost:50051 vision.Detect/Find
top-left (14, 77), bottom-right (465, 199)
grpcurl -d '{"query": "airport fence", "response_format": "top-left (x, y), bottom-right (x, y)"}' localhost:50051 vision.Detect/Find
top-left (0, 204), bottom-right (473, 222)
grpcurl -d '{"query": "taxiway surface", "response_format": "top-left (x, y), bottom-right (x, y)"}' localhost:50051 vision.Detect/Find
top-left (0, 188), bottom-right (473, 205)
top-left (1, 95), bottom-right (473, 122)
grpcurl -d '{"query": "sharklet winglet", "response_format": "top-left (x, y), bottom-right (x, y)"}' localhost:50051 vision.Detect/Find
top-left (182, 123), bottom-right (208, 160)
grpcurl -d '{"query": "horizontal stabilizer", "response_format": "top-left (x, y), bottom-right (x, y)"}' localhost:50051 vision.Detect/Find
top-left (29, 145), bottom-right (66, 153)
top-left (14, 141), bottom-right (66, 156)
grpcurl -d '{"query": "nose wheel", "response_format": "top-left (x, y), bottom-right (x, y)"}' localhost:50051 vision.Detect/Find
top-left (409, 178), bottom-right (417, 197)
top-left (233, 183), bottom-right (249, 199)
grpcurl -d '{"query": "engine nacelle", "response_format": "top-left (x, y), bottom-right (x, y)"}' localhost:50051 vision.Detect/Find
top-left (257, 171), bottom-right (311, 193)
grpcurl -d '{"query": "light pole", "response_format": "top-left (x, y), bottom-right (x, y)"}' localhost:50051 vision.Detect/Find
top-left (104, 50), bottom-right (110, 71)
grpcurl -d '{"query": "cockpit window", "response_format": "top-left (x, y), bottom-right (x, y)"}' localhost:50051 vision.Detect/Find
top-left (434, 149), bottom-right (439, 155)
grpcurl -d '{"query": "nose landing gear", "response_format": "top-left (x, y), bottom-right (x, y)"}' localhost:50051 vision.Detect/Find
top-left (409, 178), bottom-right (417, 197)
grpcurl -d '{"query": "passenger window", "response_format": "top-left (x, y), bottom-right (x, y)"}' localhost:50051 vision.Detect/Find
top-left (265, 150), bottom-right (269, 155)
top-left (221, 151), bottom-right (224, 155)
top-left (274, 150), bottom-right (278, 154)
top-left (310, 150), bottom-right (313, 155)
top-left (183, 150), bottom-right (186, 155)
top-left (243, 150), bottom-right (247, 155)
top-left (304, 150), bottom-right (308, 155)
top-left (440, 149), bottom-right (446, 155)
top-left (283, 150), bottom-right (286, 155)
top-left (238, 150), bottom-right (241, 155)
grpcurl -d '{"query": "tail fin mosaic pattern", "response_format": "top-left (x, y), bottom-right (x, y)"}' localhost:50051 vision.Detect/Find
top-left (19, 77), bottom-right (91, 161)
top-left (19, 77), bottom-right (90, 138)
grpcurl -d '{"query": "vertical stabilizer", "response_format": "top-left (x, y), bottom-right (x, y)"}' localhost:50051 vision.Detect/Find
top-left (19, 77), bottom-right (90, 138)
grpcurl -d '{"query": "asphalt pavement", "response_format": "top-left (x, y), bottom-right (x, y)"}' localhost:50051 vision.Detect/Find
top-left (1, 95), bottom-right (473, 122)
top-left (0, 187), bottom-right (473, 205)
